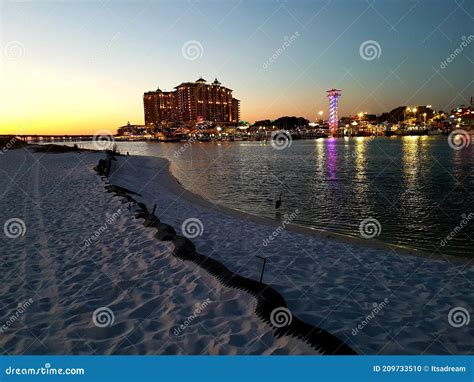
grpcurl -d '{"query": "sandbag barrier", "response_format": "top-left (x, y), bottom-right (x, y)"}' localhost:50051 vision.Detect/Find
top-left (94, 156), bottom-right (356, 355)
top-left (93, 152), bottom-right (116, 177)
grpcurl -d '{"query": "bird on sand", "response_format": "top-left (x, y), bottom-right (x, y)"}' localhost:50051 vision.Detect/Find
top-left (275, 193), bottom-right (282, 209)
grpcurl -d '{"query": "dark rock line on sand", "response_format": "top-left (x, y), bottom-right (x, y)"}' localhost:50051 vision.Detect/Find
top-left (94, 155), bottom-right (356, 355)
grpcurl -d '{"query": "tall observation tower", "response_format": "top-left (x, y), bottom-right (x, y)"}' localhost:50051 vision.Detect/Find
top-left (326, 89), bottom-right (342, 136)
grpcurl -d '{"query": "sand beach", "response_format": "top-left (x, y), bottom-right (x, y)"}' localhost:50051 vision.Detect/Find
top-left (0, 147), bottom-right (472, 355)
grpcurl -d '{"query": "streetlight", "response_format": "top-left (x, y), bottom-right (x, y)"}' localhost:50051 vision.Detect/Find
top-left (411, 108), bottom-right (417, 123)
top-left (404, 107), bottom-right (411, 121)
top-left (423, 112), bottom-right (427, 124)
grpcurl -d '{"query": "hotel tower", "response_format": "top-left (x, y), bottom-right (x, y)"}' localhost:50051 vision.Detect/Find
top-left (144, 77), bottom-right (240, 126)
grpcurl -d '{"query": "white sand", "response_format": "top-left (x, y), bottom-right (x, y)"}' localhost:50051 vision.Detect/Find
top-left (108, 154), bottom-right (473, 355)
top-left (0, 149), bottom-right (314, 355)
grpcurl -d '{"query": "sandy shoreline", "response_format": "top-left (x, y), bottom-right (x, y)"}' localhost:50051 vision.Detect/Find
top-left (1, 148), bottom-right (472, 355)
top-left (0, 149), bottom-right (315, 355)
top-left (107, 153), bottom-right (473, 355)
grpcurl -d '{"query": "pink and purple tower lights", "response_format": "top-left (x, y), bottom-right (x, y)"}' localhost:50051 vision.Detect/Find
top-left (326, 89), bottom-right (342, 136)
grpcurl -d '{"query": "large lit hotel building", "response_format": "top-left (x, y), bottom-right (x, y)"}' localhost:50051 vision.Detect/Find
top-left (144, 77), bottom-right (240, 126)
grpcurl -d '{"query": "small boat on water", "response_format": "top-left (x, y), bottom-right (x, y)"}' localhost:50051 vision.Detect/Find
top-left (384, 125), bottom-right (397, 136)
top-left (160, 136), bottom-right (181, 142)
top-left (407, 126), bottom-right (428, 136)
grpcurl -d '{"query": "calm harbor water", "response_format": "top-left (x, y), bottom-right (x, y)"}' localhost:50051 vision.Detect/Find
top-left (65, 136), bottom-right (472, 258)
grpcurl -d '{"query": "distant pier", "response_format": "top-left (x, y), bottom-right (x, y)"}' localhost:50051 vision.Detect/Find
top-left (13, 135), bottom-right (96, 143)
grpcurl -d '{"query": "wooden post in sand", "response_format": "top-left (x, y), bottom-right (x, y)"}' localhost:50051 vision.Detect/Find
top-left (256, 255), bottom-right (267, 283)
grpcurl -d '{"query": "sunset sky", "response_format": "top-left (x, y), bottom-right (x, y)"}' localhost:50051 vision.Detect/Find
top-left (0, 0), bottom-right (472, 135)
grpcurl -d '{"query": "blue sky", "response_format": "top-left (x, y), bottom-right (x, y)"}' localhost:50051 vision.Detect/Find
top-left (0, 0), bottom-right (472, 133)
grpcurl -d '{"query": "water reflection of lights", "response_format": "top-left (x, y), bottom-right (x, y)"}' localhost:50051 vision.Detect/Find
top-left (401, 136), bottom-right (430, 221)
top-left (327, 139), bottom-right (337, 181)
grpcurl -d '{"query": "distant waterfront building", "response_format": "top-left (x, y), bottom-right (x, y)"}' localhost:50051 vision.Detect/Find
top-left (232, 97), bottom-right (240, 125)
top-left (143, 89), bottom-right (176, 126)
top-left (117, 121), bottom-right (146, 136)
top-left (143, 77), bottom-right (240, 126)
